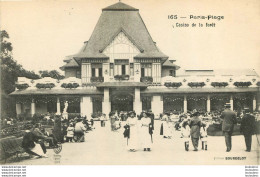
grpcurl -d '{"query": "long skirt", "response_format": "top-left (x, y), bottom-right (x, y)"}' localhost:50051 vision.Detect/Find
top-left (110, 119), bottom-right (116, 130)
top-left (127, 126), bottom-right (139, 150)
top-left (140, 126), bottom-right (152, 148)
top-left (163, 122), bottom-right (172, 137)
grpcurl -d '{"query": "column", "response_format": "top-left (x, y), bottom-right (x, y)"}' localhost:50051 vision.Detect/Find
top-left (102, 88), bottom-right (111, 116)
top-left (184, 95), bottom-right (187, 113)
top-left (230, 95), bottom-right (234, 111)
top-left (134, 63), bottom-right (141, 82)
top-left (56, 97), bottom-right (61, 115)
top-left (134, 88), bottom-right (142, 115)
top-left (151, 95), bottom-right (163, 116)
top-left (207, 95), bottom-right (211, 112)
top-left (81, 96), bottom-right (93, 119)
top-left (16, 103), bottom-right (22, 115)
top-left (31, 98), bottom-right (36, 117)
top-left (253, 96), bottom-right (256, 111)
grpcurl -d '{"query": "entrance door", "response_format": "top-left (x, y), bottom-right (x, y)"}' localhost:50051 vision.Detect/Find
top-left (111, 94), bottom-right (133, 112)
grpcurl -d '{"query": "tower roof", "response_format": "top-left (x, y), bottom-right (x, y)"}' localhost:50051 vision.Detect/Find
top-left (69, 2), bottom-right (168, 60)
top-left (102, 2), bottom-right (138, 11)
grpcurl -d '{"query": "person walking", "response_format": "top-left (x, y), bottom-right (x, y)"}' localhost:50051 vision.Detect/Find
top-left (182, 119), bottom-right (191, 151)
top-left (189, 112), bottom-right (202, 151)
top-left (126, 111), bottom-right (139, 152)
top-left (240, 108), bottom-right (256, 152)
top-left (220, 103), bottom-right (237, 152)
top-left (200, 121), bottom-right (209, 151)
top-left (140, 112), bottom-right (153, 151)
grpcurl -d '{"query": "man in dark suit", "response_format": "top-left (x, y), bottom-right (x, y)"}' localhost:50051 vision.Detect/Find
top-left (148, 109), bottom-right (155, 130)
top-left (220, 103), bottom-right (237, 152)
top-left (240, 108), bottom-right (256, 152)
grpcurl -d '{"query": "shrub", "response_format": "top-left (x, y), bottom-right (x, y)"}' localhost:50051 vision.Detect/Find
top-left (233, 82), bottom-right (252, 87)
top-left (140, 76), bottom-right (153, 83)
top-left (188, 82), bottom-right (205, 88)
top-left (61, 83), bottom-right (79, 89)
top-left (114, 75), bottom-right (129, 81)
top-left (16, 83), bottom-right (29, 90)
top-left (211, 82), bottom-right (228, 87)
top-left (90, 76), bottom-right (104, 83)
top-left (36, 83), bottom-right (55, 89)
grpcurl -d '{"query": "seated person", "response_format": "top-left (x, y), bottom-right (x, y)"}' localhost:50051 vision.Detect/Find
top-left (22, 130), bottom-right (48, 158)
top-left (31, 123), bottom-right (47, 154)
top-left (41, 128), bottom-right (57, 148)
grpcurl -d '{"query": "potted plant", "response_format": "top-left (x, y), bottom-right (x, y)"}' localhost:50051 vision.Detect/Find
top-left (16, 83), bottom-right (29, 90)
top-left (211, 82), bottom-right (228, 87)
top-left (188, 82), bottom-right (205, 88)
top-left (233, 82), bottom-right (252, 87)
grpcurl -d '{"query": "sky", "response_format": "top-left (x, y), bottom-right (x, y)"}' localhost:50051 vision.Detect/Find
top-left (1, 0), bottom-right (260, 75)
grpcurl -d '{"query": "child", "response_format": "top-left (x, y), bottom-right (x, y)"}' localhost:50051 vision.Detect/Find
top-left (182, 119), bottom-right (190, 151)
top-left (115, 117), bottom-right (121, 130)
top-left (200, 121), bottom-right (209, 150)
top-left (66, 123), bottom-right (74, 143)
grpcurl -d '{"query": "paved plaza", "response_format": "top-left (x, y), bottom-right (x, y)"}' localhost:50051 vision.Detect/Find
top-left (10, 120), bottom-right (259, 165)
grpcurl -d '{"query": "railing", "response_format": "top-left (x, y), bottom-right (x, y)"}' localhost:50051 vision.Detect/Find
top-left (90, 76), bottom-right (104, 83)
top-left (140, 77), bottom-right (153, 84)
top-left (114, 75), bottom-right (130, 81)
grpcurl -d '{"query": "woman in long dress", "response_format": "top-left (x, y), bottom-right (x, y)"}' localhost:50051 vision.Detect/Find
top-left (126, 111), bottom-right (139, 152)
top-left (140, 112), bottom-right (153, 151)
top-left (109, 112), bottom-right (116, 131)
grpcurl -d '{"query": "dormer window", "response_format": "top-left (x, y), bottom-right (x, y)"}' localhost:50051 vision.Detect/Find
top-left (91, 63), bottom-right (102, 77)
top-left (169, 69), bottom-right (176, 77)
top-left (141, 63), bottom-right (152, 77)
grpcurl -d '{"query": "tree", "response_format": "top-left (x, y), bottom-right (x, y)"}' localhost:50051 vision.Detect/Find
top-left (1, 30), bottom-right (40, 118)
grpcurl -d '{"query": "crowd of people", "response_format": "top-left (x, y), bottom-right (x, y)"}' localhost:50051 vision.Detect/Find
top-left (20, 115), bottom-right (97, 159)
top-left (16, 104), bottom-right (258, 159)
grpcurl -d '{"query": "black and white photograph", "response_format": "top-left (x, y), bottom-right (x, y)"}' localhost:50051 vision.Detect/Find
top-left (0, 0), bottom-right (259, 171)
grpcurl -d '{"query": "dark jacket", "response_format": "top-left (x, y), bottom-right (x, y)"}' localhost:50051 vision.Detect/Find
top-left (189, 117), bottom-right (202, 138)
top-left (150, 113), bottom-right (155, 130)
top-left (22, 132), bottom-right (42, 149)
top-left (220, 109), bottom-right (237, 132)
top-left (160, 123), bottom-right (163, 135)
top-left (240, 114), bottom-right (256, 135)
top-left (123, 125), bottom-right (130, 138)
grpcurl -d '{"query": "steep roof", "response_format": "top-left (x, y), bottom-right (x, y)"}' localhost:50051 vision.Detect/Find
top-left (71, 2), bottom-right (168, 60)
top-left (60, 58), bottom-right (80, 70)
top-left (102, 2), bottom-right (138, 11)
top-left (162, 59), bottom-right (180, 69)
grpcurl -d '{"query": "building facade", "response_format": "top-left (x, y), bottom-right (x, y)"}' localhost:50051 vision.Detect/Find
top-left (11, 2), bottom-right (260, 118)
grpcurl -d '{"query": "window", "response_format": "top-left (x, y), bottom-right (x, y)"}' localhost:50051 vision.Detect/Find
top-left (141, 68), bottom-right (145, 77)
top-left (169, 70), bottom-right (176, 77)
top-left (99, 68), bottom-right (103, 77)
top-left (130, 63), bottom-right (134, 76)
top-left (92, 68), bottom-right (96, 77)
top-left (76, 70), bottom-right (81, 78)
top-left (110, 63), bottom-right (114, 76)
top-left (122, 65), bottom-right (126, 75)
top-left (141, 63), bottom-right (152, 77)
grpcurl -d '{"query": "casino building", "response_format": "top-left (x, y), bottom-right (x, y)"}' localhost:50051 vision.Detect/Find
top-left (10, 2), bottom-right (260, 118)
